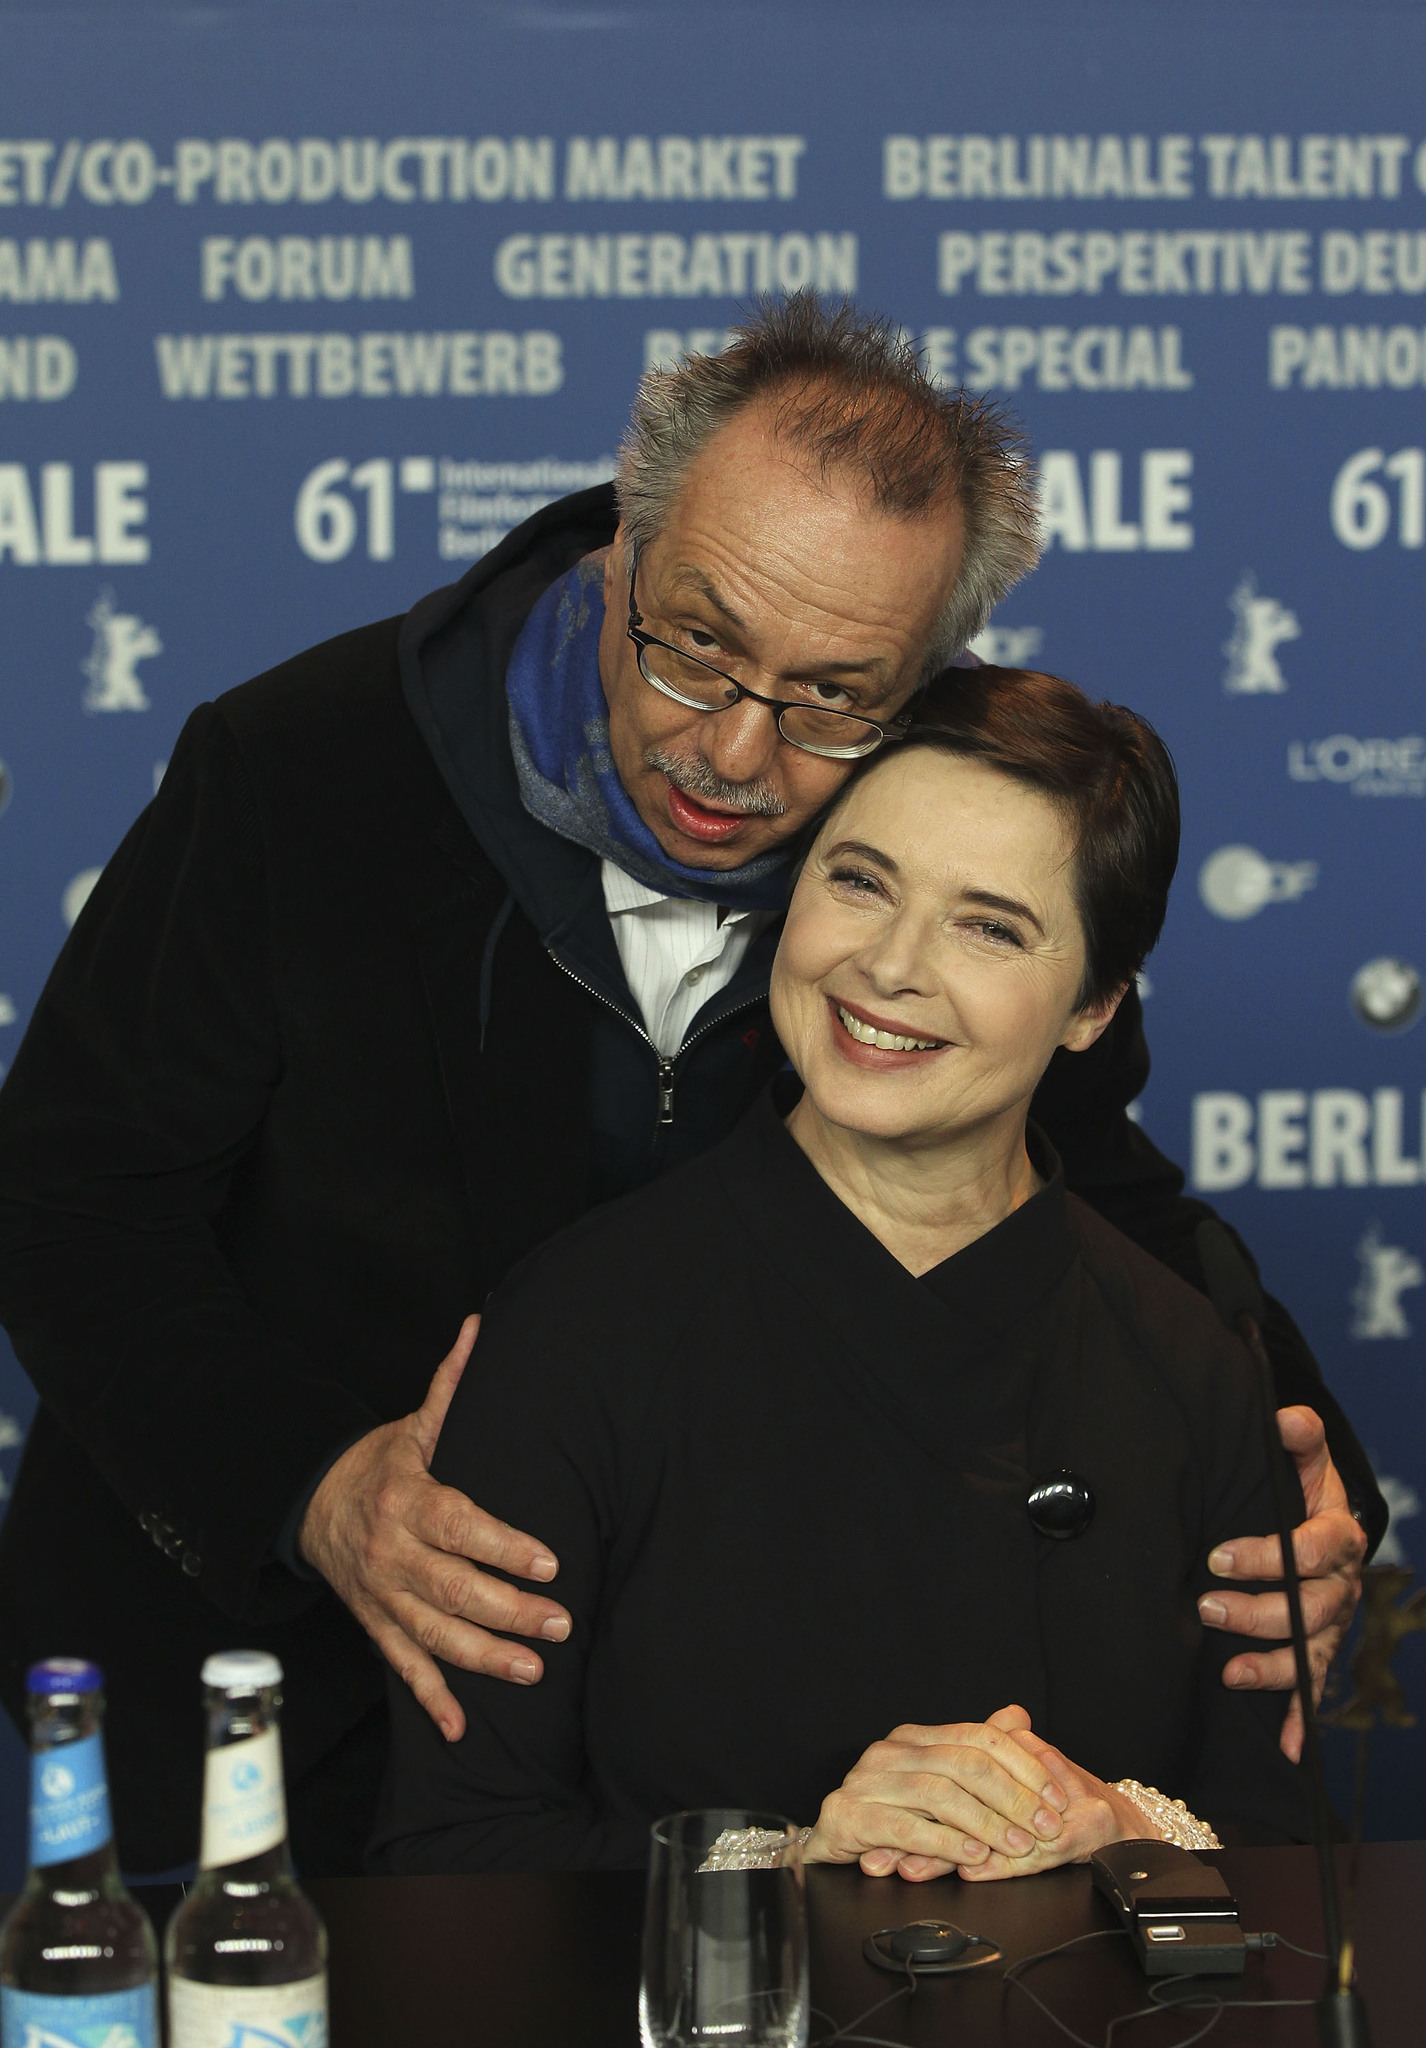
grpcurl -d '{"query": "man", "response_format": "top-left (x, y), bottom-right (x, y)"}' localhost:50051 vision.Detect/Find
top-left (0, 298), bottom-right (1377, 1875)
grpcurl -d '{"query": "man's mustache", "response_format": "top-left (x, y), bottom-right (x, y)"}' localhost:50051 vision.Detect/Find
top-left (644, 748), bottom-right (789, 819)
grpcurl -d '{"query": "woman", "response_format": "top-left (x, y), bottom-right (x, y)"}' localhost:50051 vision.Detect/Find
top-left (371, 664), bottom-right (1310, 1878)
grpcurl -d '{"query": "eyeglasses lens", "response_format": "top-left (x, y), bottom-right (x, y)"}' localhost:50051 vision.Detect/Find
top-left (777, 706), bottom-right (883, 757)
top-left (637, 644), bottom-right (883, 758)
top-left (639, 644), bottom-right (740, 710)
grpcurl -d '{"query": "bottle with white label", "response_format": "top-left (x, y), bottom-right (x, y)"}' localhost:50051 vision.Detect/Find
top-left (165, 1652), bottom-right (327, 2048)
top-left (0, 1656), bottom-right (158, 2048)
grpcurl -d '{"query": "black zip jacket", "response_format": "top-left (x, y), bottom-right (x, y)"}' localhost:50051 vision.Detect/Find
top-left (0, 486), bottom-right (1383, 1872)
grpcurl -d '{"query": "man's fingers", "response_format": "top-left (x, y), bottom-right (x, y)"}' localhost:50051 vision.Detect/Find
top-left (1278, 1690), bottom-right (1306, 1763)
top-left (1198, 1575), bottom-right (1349, 1643)
top-left (412, 1314), bottom-right (482, 1456)
top-left (389, 1592), bottom-right (548, 1688)
top-left (360, 1612), bottom-right (468, 1742)
top-left (403, 1546), bottom-right (571, 1645)
top-left (1300, 1511), bottom-right (1368, 1578)
top-left (1276, 1404), bottom-right (1326, 1461)
top-left (1208, 1510), bottom-right (1364, 1586)
top-left (1206, 1532), bottom-right (1283, 1582)
top-left (1199, 1585), bottom-right (1291, 1639)
top-left (408, 1482), bottom-right (560, 1584)
top-left (1221, 1639), bottom-right (1334, 1697)
top-left (1288, 1510), bottom-right (1366, 1578)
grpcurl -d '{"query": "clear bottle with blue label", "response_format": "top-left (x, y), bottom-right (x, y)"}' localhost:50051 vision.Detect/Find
top-left (164, 1652), bottom-right (327, 2048)
top-left (0, 1657), bottom-right (159, 2048)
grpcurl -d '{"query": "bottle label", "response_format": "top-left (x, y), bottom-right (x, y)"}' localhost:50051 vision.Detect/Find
top-left (2, 1981), bottom-right (158, 2048)
top-left (168, 1973), bottom-right (327, 2048)
top-left (29, 1734), bottom-right (112, 1867)
top-left (199, 1728), bottom-right (287, 1869)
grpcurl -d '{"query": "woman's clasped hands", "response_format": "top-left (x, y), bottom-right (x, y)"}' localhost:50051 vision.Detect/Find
top-left (803, 1704), bottom-right (1161, 1883)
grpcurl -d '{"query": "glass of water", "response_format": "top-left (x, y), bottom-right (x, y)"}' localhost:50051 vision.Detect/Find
top-left (639, 1810), bottom-right (808, 2048)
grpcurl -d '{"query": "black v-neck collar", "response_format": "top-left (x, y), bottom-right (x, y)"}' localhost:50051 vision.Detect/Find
top-left (915, 1122), bottom-right (1074, 1327)
top-left (718, 1084), bottom-right (1074, 1325)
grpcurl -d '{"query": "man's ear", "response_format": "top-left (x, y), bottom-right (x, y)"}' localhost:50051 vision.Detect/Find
top-left (1059, 980), bottom-right (1129, 1055)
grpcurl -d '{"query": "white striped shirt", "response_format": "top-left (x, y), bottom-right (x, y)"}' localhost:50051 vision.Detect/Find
top-left (601, 860), bottom-right (773, 1058)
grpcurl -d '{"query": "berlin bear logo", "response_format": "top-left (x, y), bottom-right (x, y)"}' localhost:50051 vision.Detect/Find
top-left (1352, 1226), bottom-right (1424, 1340)
top-left (81, 590), bottom-right (162, 713)
top-left (1223, 574), bottom-right (1300, 695)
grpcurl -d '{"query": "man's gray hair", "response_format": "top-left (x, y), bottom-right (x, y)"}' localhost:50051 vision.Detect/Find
top-left (614, 294), bottom-right (1042, 670)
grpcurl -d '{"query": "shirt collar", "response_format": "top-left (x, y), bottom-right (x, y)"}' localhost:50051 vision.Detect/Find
top-left (600, 859), bottom-right (760, 924)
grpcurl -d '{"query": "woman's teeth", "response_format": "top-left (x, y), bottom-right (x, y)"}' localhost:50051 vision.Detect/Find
top-left (836, 1005), bottom-right (943, 1052)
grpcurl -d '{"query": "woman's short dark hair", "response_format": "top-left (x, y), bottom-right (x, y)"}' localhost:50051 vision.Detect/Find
top-left (836, 664), bottom-right (1180, 1011)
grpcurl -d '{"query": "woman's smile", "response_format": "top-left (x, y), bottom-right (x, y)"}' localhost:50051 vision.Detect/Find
top-left (827, 994), bottom-right (950, 1065)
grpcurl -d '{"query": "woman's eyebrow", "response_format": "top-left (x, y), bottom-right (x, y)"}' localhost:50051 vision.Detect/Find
top-left (962, 887), bottom-right (1045, 937)
top-left (823, 839), bottom-right (898, 873)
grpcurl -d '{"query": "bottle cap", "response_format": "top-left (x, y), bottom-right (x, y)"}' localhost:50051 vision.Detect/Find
top-left (26, 1657), bottom-right (104, 1695)
top-left (201, 1650), bottom-right (283, 1693)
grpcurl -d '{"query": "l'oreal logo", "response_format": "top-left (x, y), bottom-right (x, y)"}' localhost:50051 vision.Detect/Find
top-left (1288, 734), bottom-right (1425, 796)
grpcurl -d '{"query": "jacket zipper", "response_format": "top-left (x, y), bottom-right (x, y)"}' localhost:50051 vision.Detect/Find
top-left (549, 953), bottom-right (765, 1131)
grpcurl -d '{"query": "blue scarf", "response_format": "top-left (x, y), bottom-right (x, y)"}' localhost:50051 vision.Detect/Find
top-left (506, 555), bottom-right (793, 909)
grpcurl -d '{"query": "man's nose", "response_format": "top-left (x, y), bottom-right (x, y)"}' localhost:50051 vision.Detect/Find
top-left (696, 696), bottom-right (784, 782)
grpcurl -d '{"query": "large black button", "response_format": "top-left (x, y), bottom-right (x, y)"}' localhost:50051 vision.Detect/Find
top-left (1026, 1470), bottom-right (1095, 1540)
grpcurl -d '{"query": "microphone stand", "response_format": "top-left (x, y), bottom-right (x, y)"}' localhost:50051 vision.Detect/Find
top-left (1194, 1222), bottom-right (1372, 2048)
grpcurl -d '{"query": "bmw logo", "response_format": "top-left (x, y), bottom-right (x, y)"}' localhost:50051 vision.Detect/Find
top-left (1351, 957), bottom-right (1422, 1034)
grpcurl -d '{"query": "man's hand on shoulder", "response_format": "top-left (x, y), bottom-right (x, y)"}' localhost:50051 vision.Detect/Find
top-left (297, 1314), bottom-right (571, 1742)
top-left (1197, 1404), bottom-right (1367, 1761)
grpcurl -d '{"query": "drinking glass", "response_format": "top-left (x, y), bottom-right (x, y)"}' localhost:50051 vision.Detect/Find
top-left (639, 1810), bottom-right (809, 2048)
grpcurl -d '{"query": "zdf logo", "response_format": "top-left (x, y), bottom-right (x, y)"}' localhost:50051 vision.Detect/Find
top-left (1198, 845), bottom-right (1317, 920)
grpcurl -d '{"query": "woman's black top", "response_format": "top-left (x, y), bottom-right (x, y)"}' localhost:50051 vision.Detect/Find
top-left (372, 1091), bottom-right (1310, 1872)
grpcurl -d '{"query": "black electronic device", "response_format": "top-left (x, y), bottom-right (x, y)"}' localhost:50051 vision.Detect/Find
top-left (862, 1921), bottom-right (1001, 1975)
top-left (1090, 1839), bottom-right (1245, 1977)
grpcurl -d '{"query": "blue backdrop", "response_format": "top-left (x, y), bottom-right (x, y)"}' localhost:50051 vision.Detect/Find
top-left (0, 0), bottom-right (1422, 1872)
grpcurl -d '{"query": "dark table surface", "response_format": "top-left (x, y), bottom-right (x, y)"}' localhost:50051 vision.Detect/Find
top-left (278, 1851), bottom-right (1426, 2039)
top-left (304, 1843), bottom-right (1419, 2047)
top-left (13, 1844), bottom-right (1420, 2046)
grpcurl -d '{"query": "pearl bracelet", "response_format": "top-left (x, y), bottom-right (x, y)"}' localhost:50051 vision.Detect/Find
top-left (1112, 1779), bottom-right (1222, 1851)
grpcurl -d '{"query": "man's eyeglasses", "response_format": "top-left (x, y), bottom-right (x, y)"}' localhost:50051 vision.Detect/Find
top-left (625, 545), bottom-right (907, 762)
